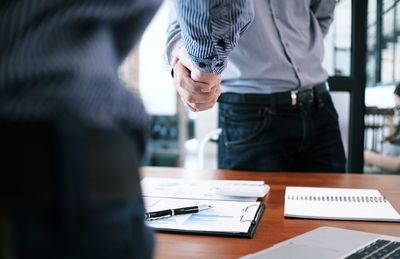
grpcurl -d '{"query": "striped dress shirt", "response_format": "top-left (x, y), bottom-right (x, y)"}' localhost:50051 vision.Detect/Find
top-left (167, 0), bottom-right (336, 93)
top-left (0, 0), bottom-right (160, 149)
top-left (168, 0), bottom-right (254, 74)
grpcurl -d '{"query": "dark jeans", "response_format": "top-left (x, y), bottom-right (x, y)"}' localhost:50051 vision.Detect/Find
top-left (218, 89), bottom-right (346, 172)
top-left (0, 120), bottom-right (153, 259)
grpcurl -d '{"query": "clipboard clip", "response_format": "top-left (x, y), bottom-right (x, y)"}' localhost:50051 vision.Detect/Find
top-left (240, 204), bottom-right (259, 224)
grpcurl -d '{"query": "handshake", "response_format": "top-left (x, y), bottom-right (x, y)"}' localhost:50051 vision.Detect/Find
top-left (171, 47), bottom-right (221, 112)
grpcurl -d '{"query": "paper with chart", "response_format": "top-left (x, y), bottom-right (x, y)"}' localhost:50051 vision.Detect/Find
top-left (141, 177), bottom-right (266, 236)
top-left (143, 197), bottom-right (261, 234)
top-left (141, 177), bottom-right (269, 201)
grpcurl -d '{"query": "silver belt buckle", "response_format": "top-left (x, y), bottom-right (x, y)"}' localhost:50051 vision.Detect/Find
top-left (290, 90), bottom-right (298, 106)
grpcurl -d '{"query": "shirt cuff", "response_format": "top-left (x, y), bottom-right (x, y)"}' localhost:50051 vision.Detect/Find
top-left (189, 55), bottom-right (227, 75)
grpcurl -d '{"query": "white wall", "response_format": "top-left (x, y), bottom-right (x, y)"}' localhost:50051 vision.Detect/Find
top-left (331, 92), bottom-right (350, 158)
top-left (139, 2), bottom-right (176, 115)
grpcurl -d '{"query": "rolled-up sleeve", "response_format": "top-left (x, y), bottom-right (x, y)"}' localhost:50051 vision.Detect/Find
top-left (310, 0), bottom-right (336, 37)
top-left (165, 18), bottom-right (185, 70)
top-left (172, 0), bottom-right (254, 75)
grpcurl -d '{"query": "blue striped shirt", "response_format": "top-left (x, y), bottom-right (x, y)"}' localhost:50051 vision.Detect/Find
top-left (0, 0), bottom-right (160, 147)
top-left (167, 0), bottom-right (336, 94)
top-left (169, 0), bottom-right (254, 74)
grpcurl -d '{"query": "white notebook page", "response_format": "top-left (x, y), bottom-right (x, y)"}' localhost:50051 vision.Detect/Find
top-left (284, 187), bottom-right (400, 221)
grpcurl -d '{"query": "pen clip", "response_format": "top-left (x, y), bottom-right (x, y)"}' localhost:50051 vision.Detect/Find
top-left (146, 214), bottom-right (172, 221)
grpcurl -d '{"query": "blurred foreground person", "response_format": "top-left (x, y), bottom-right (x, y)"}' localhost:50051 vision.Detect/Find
top-left (0, 1), bottom-right (160, 258)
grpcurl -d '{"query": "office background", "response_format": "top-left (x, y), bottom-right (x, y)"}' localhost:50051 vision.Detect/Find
top-left (119, 0), bottom-right (400, 173)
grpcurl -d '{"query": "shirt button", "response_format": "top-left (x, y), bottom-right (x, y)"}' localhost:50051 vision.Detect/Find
top-left (215, 61), bottom-right (224, 67)
top-left (285, 42), bottom-right (289, 47)
top-left (198, 62), bottom-right (206, 68)
top-left (217, 39), bottom-right (226, 50)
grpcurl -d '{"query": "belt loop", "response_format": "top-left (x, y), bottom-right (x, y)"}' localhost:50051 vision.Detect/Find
top-left (290, 90), bottom-right (298, 106)
top-left (315, 83), bottom-right (327, 108)
top-left (0, 213), bottom-right (15, 259)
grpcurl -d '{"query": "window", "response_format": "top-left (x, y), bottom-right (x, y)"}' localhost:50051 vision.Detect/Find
top-left (367, 0), bottom-right (400, 85)
top-left (323, 0), bottom-right (352, 77)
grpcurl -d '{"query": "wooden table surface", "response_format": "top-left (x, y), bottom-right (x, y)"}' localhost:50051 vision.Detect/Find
top-left (141, 167), bottom-right (400, 259)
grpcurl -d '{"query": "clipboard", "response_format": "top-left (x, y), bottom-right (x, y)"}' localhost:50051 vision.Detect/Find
top-left (143, 197), bottom-right (265, 238)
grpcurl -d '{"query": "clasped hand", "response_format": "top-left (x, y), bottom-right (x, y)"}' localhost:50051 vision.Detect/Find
top-left (172, 47), bottom-right (221, 112)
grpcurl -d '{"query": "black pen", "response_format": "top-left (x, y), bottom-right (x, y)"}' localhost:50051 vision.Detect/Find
top-left (145, 204), bottom-right (213, 221)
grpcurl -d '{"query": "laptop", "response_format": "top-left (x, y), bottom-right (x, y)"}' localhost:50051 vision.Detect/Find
top-left (241, 227), bottom-right (400, 259)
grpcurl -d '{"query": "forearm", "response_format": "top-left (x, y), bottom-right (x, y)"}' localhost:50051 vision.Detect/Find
top-left (174, 0), bottom-right (254, 74)
top-left (364, 151), bottom-right (400, 171)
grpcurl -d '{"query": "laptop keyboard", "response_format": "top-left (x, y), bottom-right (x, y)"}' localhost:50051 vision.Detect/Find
top-left (345, 239), bottom-right (400, 259)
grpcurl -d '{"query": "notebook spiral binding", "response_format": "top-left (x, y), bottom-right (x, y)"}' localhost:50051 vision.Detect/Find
top-left (286, 195), bottom-right (387, 203)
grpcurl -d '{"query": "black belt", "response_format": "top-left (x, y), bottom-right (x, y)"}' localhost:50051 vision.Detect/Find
top-left (0, 119), bottom-right (142, 212)
top-left (218, 83), bottom-right (329, 107)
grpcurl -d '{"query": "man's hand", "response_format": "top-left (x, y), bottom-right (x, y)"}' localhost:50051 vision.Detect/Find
top-left (172, 47), bottom-right (221, 112)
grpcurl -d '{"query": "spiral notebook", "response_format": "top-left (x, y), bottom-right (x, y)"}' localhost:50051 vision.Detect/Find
top-left (284, 187), bottom-right (400, 222)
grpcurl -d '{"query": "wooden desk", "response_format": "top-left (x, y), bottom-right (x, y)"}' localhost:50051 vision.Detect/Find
top-left (141, 167), bottom-right (400, 259)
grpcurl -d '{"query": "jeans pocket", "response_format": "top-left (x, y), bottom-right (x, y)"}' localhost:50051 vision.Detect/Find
top-left (220, 105), bottom-right (271, 147)
top-left (320, 94), bottom-right (339, 121)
